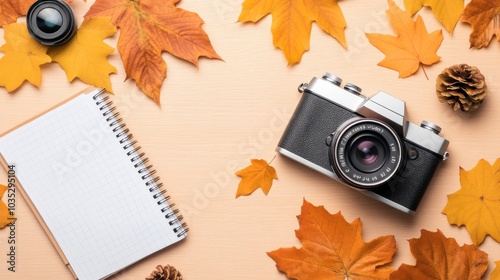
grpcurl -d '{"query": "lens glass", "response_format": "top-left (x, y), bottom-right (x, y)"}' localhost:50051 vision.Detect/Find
top-left (36, 8), bottom-right (63, 33)
top-left (349, 135), bottom-right (387, 173)
top-left (356, 140), bottom-right (379, 164)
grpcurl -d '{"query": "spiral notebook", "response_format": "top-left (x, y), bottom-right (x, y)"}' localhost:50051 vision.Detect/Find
top-left (0, 88), bottom-right (188, 280)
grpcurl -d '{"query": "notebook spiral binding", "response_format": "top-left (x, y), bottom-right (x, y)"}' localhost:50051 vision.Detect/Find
top-left (92, 89), bottom-right (188, 238)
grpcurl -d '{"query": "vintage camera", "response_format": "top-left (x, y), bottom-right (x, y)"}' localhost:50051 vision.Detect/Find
top-left (27, 0), bottom-right (77, 46)
top-left (277, 73), bottom-right (450, 214)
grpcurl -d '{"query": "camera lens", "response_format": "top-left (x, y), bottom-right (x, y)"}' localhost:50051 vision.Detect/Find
top-left (350, 135), bottom-right (387, 173)
top-left (329, 118), bottom-right (403, 189)
top-left (27, 0), bottom-right (77, 46)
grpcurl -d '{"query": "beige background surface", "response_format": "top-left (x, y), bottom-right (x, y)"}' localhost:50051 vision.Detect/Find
top-left (1, 0), bottom-right (499, 279)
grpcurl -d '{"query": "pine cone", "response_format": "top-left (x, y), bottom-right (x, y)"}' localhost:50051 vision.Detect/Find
top-left (436, 64), bottom-right (487, 112)
top-left (146, 264), bottom-right (182, 280)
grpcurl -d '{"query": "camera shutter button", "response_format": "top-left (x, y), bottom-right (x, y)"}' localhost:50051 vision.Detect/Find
top-left (344, 83), bottom-right (362, 95)
top-left (421, 120), bottom-right (442, 134)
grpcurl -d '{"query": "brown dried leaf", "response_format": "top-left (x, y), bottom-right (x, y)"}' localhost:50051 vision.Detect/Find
top-left (461, 0), bottom-right (500, 48)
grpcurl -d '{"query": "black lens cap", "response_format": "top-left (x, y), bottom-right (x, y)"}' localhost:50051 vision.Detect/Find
top-left (27, 0), bottom-right (77, 46)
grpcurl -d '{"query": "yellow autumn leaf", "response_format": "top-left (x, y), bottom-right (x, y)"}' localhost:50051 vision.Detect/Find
top-left (404, 0), bottom-right (426, 15)
top-left (48, 17), bottom-right (117, 92)
top-left (0, 23), bottom-right (51, 92)
top-left (366, 0), bottom-right (443, 78)
top-left (0, 184), bottom-right (15, 229)
top-left (238, 0), bottom-right (347, 65)
top-left (405, 0), bottom-right (464, 33)
top-left (235, 158), bottom-right (278, 198)
top-left (442, 159), bottom-right (500, 245)
top-left (492, 261), bottom-right (500, 280)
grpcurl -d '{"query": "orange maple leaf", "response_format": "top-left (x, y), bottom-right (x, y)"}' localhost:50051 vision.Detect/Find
top-left (442, 159), bottom-right (500, 245)
top-left (390, 229), bottom-right (488, 279)
top-left (235, 158), bottom-right (278, 198)
top-left (366, 0), bottom-right (443, 78)
top-left (0, 184), bottom-right (16, 229)
top-left (238, 0), bottom-right (347, 65)
top-left (268, 199), bottom-right (396, 279)
top-left (84, 0), bottom-right (221, 104)
top-left (0, 0), bottom-right (35, 26)
top-left (461, 0), bottom-right (500, 48)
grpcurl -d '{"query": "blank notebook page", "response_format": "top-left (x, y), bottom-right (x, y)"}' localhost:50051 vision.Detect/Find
top-left (0, 91), bottom-right (185, 280)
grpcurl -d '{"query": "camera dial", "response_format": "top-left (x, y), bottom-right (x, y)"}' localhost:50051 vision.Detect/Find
top-left (27, 0), bottom-right (77, 46)
top-left (329, 118), bottom-right (403, 189)
top-left (322, 72), bottom-right (342, 86)
top-left (344, 83), bottom-right (363, 95)
top-left (420, 120), bottom-right (442, 134)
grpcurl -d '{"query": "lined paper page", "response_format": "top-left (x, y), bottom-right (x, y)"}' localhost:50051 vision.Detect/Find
top-left (0, 90), bottom-right (185, 280)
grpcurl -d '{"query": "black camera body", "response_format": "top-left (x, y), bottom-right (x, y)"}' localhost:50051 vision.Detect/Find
top-left (277, 73), bottom-right (450, 214)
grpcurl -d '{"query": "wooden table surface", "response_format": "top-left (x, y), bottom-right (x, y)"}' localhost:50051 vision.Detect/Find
top-left (1, 0), bottom-right (499, 279)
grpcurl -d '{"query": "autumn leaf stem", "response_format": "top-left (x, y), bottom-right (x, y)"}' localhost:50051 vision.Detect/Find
top-left (421, 64), bottom-right (429, 80)
top-left (268, 155), bottom-right (277, 166)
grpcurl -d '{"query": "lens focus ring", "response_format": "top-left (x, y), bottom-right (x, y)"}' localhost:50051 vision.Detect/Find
top-left (27, 0), bottom-right (77, 46)
top-left (329, 118), bottom-right (403, 189)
